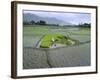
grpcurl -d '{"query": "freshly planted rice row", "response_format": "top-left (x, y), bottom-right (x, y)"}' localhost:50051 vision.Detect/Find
top-left (40, 34), bottom-right (80, 48)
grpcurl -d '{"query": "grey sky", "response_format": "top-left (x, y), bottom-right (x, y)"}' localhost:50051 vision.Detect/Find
top-left (23, 10), bottom-right (91, 25)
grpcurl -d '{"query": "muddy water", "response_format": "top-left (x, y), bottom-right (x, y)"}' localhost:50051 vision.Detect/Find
top-left (23, 43), bottom-right (90, 69)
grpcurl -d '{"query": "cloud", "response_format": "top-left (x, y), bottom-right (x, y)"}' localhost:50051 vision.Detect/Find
top-left (23, 10), bottom-right (91, 25)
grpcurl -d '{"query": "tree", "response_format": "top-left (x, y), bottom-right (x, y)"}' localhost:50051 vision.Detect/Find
top-left (39, 20), bottom-right (46, 25)
top-left (23, 21), bottom-right (30, 25)
top-left (36, 20), bottom-right (46, 25)
top-left (77, 23), bottom-right (91, 28)
top-left (30, 20), bottom-right (35, 24)
top-left (83, 23), bottom-right (91, 28)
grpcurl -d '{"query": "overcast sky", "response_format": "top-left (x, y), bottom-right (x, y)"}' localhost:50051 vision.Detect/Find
top-left (23, 10), bottom-right (91, 25)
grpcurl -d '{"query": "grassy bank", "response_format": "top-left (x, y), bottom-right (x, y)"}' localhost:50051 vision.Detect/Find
top-left (40, 34), bottom-right (80, 48)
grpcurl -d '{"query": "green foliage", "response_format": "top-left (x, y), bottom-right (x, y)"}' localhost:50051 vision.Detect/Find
top-left (30, 20), bottom-right (35, 24)
top-left (36, 20), bottom-right (46, 25)
top-left (23, 20), bottom-right (47, 25)
top-left (40, 34), bottom-right (80, 48)
top-left (77, 23), bottom-right (91, 28)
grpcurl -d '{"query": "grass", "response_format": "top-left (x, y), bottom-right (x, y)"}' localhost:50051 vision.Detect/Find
top-left (40, 34), bottom-right (80, 48)
top-left (40, 34), bottom-right (64, 48)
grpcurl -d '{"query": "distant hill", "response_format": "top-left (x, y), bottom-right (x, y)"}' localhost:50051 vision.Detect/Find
top-left (23, 13), bottom-right (72, 26)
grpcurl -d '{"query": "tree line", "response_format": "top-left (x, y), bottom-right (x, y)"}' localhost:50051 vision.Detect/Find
top-left (23, 20), bottom-right (91, 28)
top-left (23, 20), bottom-right (46, 25)
top-left (23, 20), bottom-right (60, 27)
top-left (76, 23), bottom-right (91, 28)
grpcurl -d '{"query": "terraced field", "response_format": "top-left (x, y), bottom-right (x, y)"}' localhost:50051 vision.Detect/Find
top-left (23, 25), bottom-right (91, 69)
top-left (23, 25), bottom-right (90, 47)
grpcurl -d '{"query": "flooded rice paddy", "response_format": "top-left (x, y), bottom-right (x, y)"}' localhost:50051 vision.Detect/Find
top-left (23, 25), bottom-right (91, 69)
